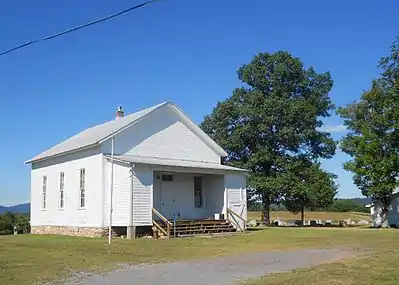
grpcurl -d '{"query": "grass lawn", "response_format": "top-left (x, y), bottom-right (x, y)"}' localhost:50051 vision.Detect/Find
top-left (0, 228), bottom-right (395, 285)
top-left (247, 211), bottom-right (370, 222)
top-left (247, 229), bottom-right (399, 285)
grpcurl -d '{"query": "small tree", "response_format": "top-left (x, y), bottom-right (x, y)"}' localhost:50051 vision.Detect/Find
top-left (0, 212), bottom-right (15, 235)
top-left (338, 37), bottom-right (399, 227)
top-left (201, 51), bottom-right (336, 225)
top-left (283, 160), bottom-right (337, 225)
top-left (15, 215), bottom-right (31, 234)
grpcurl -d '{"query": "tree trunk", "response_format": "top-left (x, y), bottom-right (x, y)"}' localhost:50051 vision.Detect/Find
top-left (262, 192), bottom-right (271, 226)
top-left (300, 208), bottom-right (305, 227)
top-left (381, 206), bottom-right (389, 228)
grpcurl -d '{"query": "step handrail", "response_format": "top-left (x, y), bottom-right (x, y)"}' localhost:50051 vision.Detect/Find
top-left (227, 208), bottom-right (246, 232)
top-left (153, 220), bottom-right (168, 236)
top-left (152, 208), bottom-right (172, 238)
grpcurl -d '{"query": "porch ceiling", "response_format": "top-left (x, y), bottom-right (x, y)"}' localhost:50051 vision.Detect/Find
top-left (104, 154), bottom-right (247, 173)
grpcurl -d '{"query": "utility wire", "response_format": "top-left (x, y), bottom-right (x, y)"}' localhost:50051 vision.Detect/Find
top-left (0, 0), bottom-right (161, 56)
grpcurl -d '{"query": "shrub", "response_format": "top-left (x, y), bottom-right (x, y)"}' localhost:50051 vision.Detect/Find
top-left (0, 212), bottom-right (30, 235)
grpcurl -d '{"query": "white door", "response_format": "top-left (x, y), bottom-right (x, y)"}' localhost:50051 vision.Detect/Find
top-left (159, 173), bottom-right (197, 220)
top-left (159, 174), bottom-right (178, 219)
top-left (153, 174), bottom-right (161, 212)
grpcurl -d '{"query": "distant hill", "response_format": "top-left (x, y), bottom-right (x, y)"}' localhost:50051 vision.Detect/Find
top-left (0, 203), bottom-right (30, 214)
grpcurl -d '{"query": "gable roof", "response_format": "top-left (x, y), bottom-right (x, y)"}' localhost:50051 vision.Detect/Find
top-left (26, 102), bottom-right (228, 164)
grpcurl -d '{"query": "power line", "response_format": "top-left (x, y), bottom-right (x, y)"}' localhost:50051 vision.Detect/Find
top-left (0, 0), bottom-right (161, 57)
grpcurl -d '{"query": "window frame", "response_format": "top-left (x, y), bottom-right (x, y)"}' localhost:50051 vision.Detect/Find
top-left (194, 176), bottom-right (203, 208)
top-left (42, 176), bottom-right (47, 210)
top-left (161, 174), bottom-right (173, 182)
top-left (59, 172), bottom-right (65, 209)
top-left (79, 168), bottom-right (86, 209)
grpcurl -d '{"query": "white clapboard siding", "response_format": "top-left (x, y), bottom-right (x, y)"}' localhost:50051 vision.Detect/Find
top-left (103, 160), bottom-right (131, 227)
top-left (224, 173), bottom-right (247, 228)
top-left (102, 105), bottom-right (220, 164)
top-left (111, 162), bottom-right (131, 226)
top-left (30, 147), bottom-right (103, 228)
top-left (132, 167), bottom-right (153, 226)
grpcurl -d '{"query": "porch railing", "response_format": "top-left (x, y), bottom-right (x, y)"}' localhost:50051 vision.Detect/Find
top-left (227, 208), bottom-right (246, 232)
top-left (152, 208), bottom-right (172, 238)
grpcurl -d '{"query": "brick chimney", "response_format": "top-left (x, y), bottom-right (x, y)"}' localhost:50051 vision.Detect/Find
top-left (115, 106), bottom-right (124, 119)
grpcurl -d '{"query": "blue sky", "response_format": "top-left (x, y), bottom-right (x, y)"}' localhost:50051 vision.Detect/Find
top-left (0, 0), bottom-right (398, 205)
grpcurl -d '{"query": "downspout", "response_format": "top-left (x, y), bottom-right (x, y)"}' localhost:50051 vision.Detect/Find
top-left (108, 137), bottom-right (115, 245)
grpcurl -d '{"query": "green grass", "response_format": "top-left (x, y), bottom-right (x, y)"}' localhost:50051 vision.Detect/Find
top-left (246, 229), bottom-right (399, 285)
top-left (247, 211), bottom-right (370, 222)
top-left (0, 228), bottom-right (396, 285)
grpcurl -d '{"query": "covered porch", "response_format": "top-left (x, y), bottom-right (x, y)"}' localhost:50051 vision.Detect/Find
top-left (153, 171), bottom-right (226, 221)
top-left (108, 155), bottom-right (247, 238)
top-left (149, 162), bottom-right (247, 238)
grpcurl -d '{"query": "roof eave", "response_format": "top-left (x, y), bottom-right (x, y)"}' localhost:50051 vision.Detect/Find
top-left (104, 155), bottom-right (248, 175)
top-left (25, 144), bottom-right (98, 164)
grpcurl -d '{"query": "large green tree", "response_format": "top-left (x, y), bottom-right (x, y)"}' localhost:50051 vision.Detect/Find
top-left (201, 51), bottom-right (336, 224)
top-left (338, 38), bottom-right (399, 227)
top-left (282, 159), bottom-right (337, 225)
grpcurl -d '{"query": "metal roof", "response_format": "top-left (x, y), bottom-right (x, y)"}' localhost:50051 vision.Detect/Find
top-left (26, 101), bottom-right (228, 164)
top-left (26, 102), bottom-right (168, 163)
top-left (106, 155), bottom-right (248, 173)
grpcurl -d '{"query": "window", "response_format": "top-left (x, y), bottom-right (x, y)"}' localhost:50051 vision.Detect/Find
top-left (79, 169), bottom-right (85, 208)
top-left (194, 176), bottom-right (203, 208)
top-left (161, 174), bottom-right (173, 182)
top-left (42, 176), bottom-right (47, 209)
top-left (59, 172), bottom-right (64, 208)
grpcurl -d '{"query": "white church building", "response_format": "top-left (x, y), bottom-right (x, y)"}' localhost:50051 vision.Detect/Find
top-left (26, 102), bottom-right (248, 238)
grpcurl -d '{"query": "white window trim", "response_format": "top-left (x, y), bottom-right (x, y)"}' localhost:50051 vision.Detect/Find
top-left (41, 176), bottom-right (47, 211)
top-left (78, 168), bottom-right (86, 209)
top-left (59, 172), bottom-right (65, 210)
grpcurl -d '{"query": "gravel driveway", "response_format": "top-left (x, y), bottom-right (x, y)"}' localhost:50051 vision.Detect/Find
top-left (59, 248), bottom-right (355, 285)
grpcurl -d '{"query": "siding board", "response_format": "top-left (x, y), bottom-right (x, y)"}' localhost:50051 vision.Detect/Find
top-left (224, 173), bottom-right (247, 225)
top-left (132, 167), bottom-right (153, 226)
top-left (110, 162), bottom-right (130, 226)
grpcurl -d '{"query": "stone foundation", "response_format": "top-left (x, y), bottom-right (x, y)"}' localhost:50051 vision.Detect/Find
top-left (31, 226), bottom-right (106, 238)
